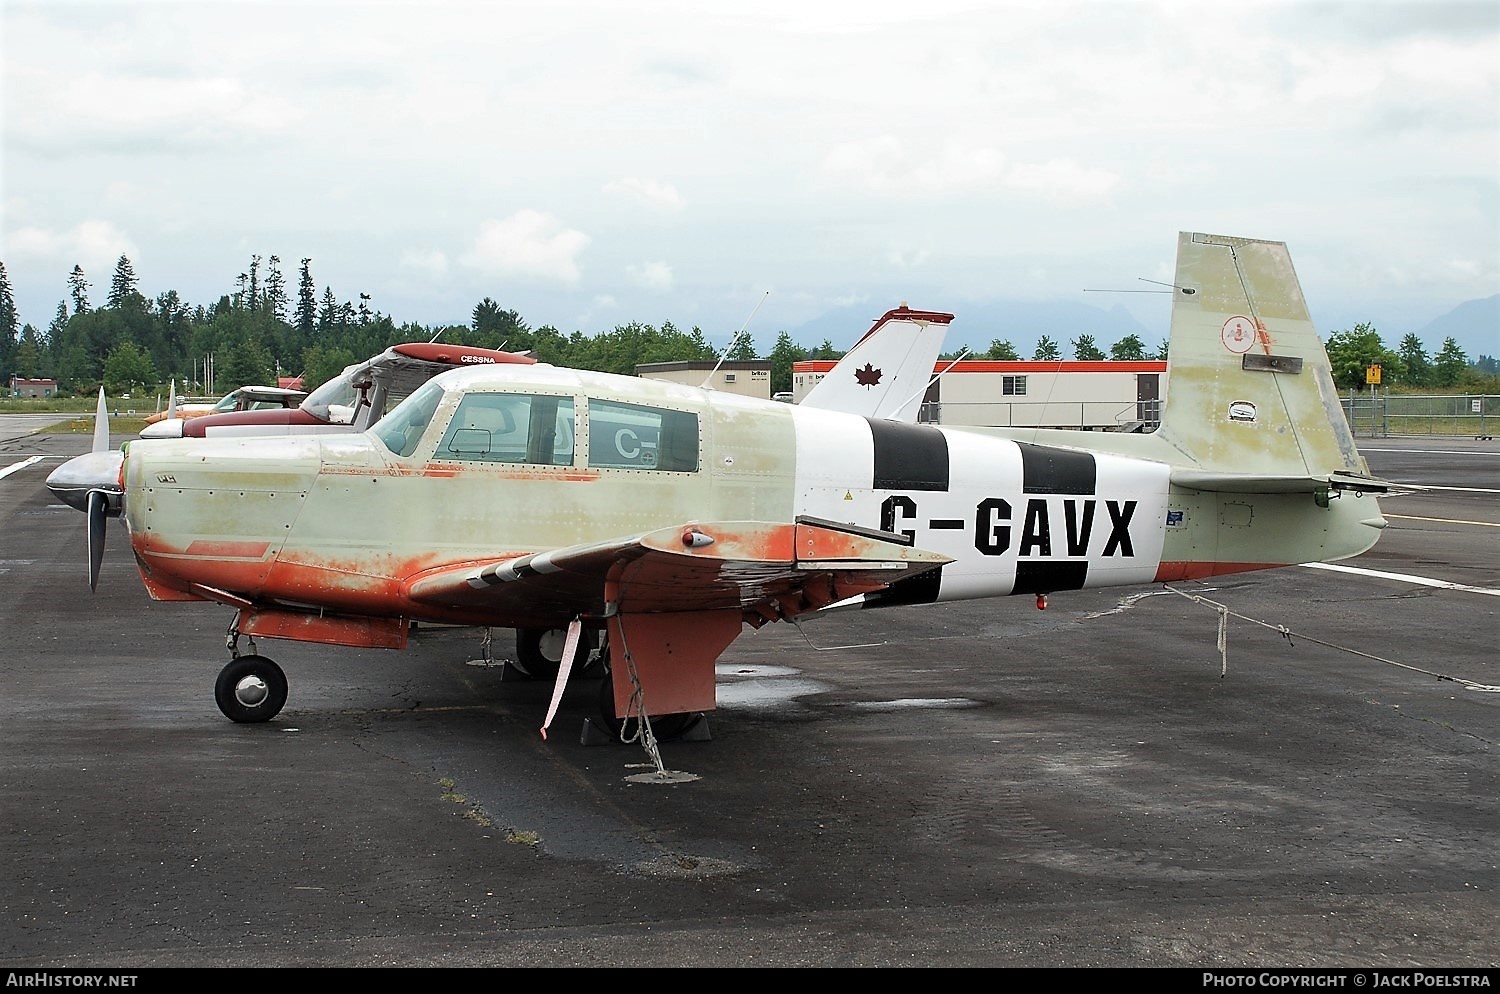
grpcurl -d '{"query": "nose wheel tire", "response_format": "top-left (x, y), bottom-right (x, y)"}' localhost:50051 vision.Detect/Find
top-left (215, 655), bottom-right (288, 723)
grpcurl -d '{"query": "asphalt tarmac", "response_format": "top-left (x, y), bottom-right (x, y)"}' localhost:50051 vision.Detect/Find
top-left (1, 422), bottom-right (1495, 968)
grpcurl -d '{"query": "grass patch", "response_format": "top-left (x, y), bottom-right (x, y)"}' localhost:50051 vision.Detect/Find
top-left (38, 417), bottom-right (150, 435)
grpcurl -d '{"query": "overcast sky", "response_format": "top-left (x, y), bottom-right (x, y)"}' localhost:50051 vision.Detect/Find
top-left (3, 0), bottom-right (1497, 354)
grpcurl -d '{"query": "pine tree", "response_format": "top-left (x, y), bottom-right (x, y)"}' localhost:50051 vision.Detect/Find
top-left (318, 287), bottom-right (339, 332)
top-left (1397, 333), bottom-right (1432, 387)
top-left (1433, 337), bottom-right (1469, 387)
top-left (1071, 334), bottom-right (1105, 360)
top-left (68, 265), bottom-right (90, 314)
top-left (296, 259), bottom-right (316, 337)
top-left (247, 255), bottom-right (261, 312)
top-left (107, 255), bottom-right (139, 307)
top-left (1109, 334), bottom-right (1147, 361)
top-left (985, 339), bottom-right (1020, 360)
top-left (0, 261), bottom-right (18, 375)
top-left (1033, 335), bottom-right (1061, 361)
top-left (265, 255), bottom-right (287, 322)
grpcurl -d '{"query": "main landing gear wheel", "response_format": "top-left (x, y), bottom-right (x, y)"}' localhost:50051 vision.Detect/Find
top-left (595, 655), bottom-right (699, 743)
top-left (513, 627), bottom-right (597, 681)
top-left (214, 655), bottom-right (288, 724)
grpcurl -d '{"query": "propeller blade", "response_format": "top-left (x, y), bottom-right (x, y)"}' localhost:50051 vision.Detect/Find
top-left (87, 489), bottom-right (107, 593)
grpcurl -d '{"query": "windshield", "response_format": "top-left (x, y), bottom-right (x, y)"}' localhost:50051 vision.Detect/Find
top-left (372, 379), bottom-right (446, 457)
top-left (301, 363), bottom-right (363, 422)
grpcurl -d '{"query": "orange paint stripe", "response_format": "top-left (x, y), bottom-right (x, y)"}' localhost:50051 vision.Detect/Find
top-left (1154, 561), bottom-right (1283, 582)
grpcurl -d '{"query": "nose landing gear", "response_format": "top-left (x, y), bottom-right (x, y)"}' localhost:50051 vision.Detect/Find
top-left (214, 654), bottom-right (288, 723)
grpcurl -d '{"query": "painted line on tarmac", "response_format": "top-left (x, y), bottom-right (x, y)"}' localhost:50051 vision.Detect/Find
top-left (0, 455), bottom-right (44, 480)
top-left (1300, 561), bottom-right (1500, 597)
top-left (1388, 483), bottom-right (1500, 494)
top-left (1362, 447), bottom-right (1500, 457)
top-left (1386, 513), bottom-right (1500, 528)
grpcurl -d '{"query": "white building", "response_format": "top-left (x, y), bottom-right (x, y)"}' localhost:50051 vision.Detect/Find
top-left (792, 359), bottom-right (1166, 431)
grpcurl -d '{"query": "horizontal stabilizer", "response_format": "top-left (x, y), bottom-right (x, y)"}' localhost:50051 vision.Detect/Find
top-left (1170, 468), bottom-right (1407, 495)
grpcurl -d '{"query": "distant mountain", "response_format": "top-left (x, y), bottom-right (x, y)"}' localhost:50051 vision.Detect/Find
top-left (787, 299), bottom-right (1157, 357)
top-left (1414, 295), bottom-right (1499, 360)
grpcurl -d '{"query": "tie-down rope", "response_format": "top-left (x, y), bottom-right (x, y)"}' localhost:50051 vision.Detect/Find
top-left (1163, 584), bottom-right (1499, 693)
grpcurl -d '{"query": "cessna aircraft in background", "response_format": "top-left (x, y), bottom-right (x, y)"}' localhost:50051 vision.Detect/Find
top-left (47, 233), bottom-right (1393, 755)
top-left (143, 384), bottom-right (308, 424)
top-left (139, 342), bottom-right (536, 439)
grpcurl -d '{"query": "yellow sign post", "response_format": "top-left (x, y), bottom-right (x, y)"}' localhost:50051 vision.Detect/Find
top-left (1366, 364), bottom-right (1382, 385)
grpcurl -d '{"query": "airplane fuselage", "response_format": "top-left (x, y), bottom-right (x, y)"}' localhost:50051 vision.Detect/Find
top-left (121, 363), bottom-right (1381, 645)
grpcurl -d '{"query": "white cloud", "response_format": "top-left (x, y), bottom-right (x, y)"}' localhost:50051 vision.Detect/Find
top-left (821, 137), bottom-right (1006, 197)
top-left (399, 249), bottom-right (449, 278)
top-left (4, 220), bottom-right (139, 273)
top-left (461, 211), bottom-right (590, 284)
top-left (604, 177), bottom-right (685, 211)
top-left (1004, 159), bottom-right (1121, 205)
top-left (627, 261), bottom-right (674, 291)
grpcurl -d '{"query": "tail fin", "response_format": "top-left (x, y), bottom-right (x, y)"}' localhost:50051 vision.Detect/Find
top-left (800, 305), bottom-right (954, 422)
top-left (1157, 232), bottom-right (1371, 485)
top-left (91, 386), bottom-right (110, 454)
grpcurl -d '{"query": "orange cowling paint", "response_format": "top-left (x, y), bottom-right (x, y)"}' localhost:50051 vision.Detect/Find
top-left (1153, 561), bottom-right (1284, 582)
top-left (236, 608), bottom-right (408, 649)
top-left (605, 609), bottom-right (740, 718)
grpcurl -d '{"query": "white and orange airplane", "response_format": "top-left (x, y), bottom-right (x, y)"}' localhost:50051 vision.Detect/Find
top-left (47, 233), bottom-right (1392, 752)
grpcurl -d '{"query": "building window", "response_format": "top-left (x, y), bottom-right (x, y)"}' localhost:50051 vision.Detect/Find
top-left (724, 373), bottom-right (737, 382)
top-left (1002, 375), bottom-right (1028, 396)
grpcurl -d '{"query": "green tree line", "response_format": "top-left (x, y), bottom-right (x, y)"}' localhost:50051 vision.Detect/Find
top-left (0, 256), bottom-right (1493, 399)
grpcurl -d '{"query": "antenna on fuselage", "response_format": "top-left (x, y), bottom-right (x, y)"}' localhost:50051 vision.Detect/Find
top-left (700, 290), bottom-right (770, 390)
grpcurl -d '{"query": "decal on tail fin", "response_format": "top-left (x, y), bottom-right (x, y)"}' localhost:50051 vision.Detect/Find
top-left (800, 305), bottom-right (954, 422)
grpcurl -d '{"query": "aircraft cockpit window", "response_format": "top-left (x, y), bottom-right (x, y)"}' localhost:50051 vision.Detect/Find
top-left (372, 380), bottom-right (445, 457)
top-left (302, 368), bottom-right (362, 420)
top-left (587, 400), bottom-right (699, 472)
top-left (437, 393), bottom-right (575, 466)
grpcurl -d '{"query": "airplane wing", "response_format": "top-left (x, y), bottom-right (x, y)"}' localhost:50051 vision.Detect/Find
top-left (404, 516), bottom-right (951, 625)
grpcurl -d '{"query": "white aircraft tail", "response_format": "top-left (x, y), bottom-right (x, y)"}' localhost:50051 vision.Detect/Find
top-left (91, 387), bottom-right (109, 454)
top-left (1154, 232), bottom-right (1373, 487)
top-left (799, 305), bottom-right (954, 422)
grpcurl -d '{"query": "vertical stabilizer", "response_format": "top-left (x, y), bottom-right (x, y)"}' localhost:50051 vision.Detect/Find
top-left (800, 305), bottom-right (955, 422)
top-left (92, 387), bottom-right (110, 454)
top-left (1157, 233), bottom-right (1368, 479)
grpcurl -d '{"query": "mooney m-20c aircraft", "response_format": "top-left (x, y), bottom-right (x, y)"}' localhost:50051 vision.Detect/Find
top-left (48, 233), bottom-right (1392, 747)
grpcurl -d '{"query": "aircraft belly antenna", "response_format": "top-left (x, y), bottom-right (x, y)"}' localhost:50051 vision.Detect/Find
top-left (701, 290), bottom-right (770, 389)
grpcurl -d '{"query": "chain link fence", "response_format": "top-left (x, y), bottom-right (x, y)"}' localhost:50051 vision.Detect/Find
top-left (1341, 393), bottom-right (1499, 438)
